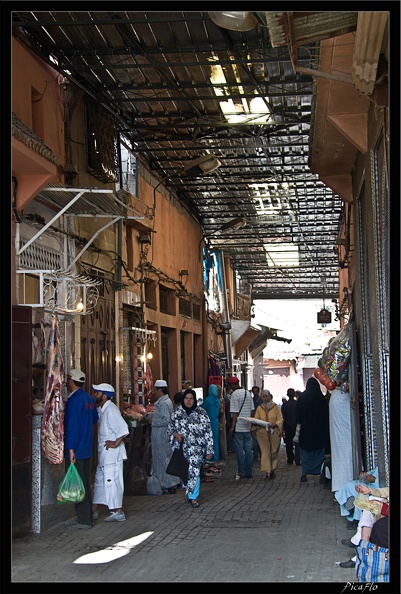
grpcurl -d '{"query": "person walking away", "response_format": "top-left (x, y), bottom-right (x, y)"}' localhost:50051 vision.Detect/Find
top-left (281, 388), bottom-right (301, 466)
top-left (252, 389), bottom-right (283, 480)
top-left (64, 369), bottom-right (99, 529)
top-left (216, 384), bottom-right (227, 463)
top-left (148, 379), bottom-right (180, 494)
top-left (224, 382), bottom-right (235, 453)
top-left (167, 389), bottom-right (214, 508)
top-left (228, 376), bottom-right (254, 480)
top-left (329, 381), bottom-right (354, 495)
top-left (201, 384), bottom-right (221, 462)
top-left (91, 383), bottom-right (128, 522)
top-left (296, 377), bottom-right (330, 483)
top-left (251, 386), bottom-right (263, 461)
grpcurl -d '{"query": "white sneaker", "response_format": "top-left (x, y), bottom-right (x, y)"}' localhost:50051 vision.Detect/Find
top-left (92, 510), bottom-right (99, 520)
top-left (104, 511), bottom-right (126, 522)
top-left (234, 472), bottom-right (241, 480)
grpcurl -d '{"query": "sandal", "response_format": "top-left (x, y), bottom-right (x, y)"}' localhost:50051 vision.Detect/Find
top-left (264, 473), bottom-right (271, 481)
top-left (190, 500), bottom-right (200, 508)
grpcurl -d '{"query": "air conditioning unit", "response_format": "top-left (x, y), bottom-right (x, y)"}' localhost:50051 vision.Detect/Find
top-left (121, 290), bottom-right (141, 306)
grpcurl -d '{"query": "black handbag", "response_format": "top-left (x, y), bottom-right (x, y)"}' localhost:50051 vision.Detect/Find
top-left (166, 441), bottom-right (189, 483)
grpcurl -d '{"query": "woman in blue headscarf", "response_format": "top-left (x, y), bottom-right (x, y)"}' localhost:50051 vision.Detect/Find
top-left (201, 384), bottom-right (220, 461)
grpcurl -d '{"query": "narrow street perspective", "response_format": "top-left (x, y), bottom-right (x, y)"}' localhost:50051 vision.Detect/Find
top-left (9, 8), bottom-right (394, 592)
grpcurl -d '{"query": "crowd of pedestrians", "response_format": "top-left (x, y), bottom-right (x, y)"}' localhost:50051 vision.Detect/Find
top-left (60, 372), bottom-right (389, 584)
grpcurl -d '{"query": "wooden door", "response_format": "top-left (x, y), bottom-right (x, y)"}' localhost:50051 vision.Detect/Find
top-left (80, 296), bottom-right (115, 393)
top-left (80, 289), bottom-right (115, 473)
top-left (12, 305), bottom-right (32, 532)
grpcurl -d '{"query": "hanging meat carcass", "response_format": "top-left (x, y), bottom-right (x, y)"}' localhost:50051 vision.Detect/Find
top-left (41, 314), bottom-right (65, 464)
top-left (143, 363), bottom-right (154, 404)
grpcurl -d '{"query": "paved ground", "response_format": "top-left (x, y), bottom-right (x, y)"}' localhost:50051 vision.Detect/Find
top-left (9, 444), bottom-right (381, 591)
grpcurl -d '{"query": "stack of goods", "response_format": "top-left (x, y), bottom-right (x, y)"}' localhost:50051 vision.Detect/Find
top-left (314, 324), bottom-right (352, 391)
top-left (122, 402), bottom-right (147, 426)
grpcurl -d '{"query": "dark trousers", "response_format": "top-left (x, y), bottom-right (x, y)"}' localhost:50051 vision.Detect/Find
top-left (65, 458), bottom-right (92, 526)
top-left (284, 428), bottom-right (300, 464)
top-left (252, 432), bottom-right (261, 460)
top-left (226, 421), bottom-right (235, 452)
top-left (370, 516), bottom-right (389, 548)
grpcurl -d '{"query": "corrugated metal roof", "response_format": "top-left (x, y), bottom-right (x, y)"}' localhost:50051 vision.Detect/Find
top-left (12, 10), bottom-right (354, 299)
top-left (265, 11), bottom-right (358, 49)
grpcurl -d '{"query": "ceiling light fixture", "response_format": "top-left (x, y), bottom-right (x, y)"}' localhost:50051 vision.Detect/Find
top-left (153, 155), bottom-right (221, 208)
top-left (208, 11), bottom-right (260, 31)
top-left (199, 217), bottom-right (247, 261)
top-left (219, 217), bottom-right (247, 231)
top-left (182, 154), bottom-right (221, 176)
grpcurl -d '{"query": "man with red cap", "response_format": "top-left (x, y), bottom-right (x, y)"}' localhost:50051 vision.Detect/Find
top-left (227, 376), bottom-right (255, 480)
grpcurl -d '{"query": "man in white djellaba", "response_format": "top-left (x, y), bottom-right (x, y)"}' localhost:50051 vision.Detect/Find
top-left (91, 383), bottom-right (129, 522)
top-left (148, 379), bottom-right (180, 494)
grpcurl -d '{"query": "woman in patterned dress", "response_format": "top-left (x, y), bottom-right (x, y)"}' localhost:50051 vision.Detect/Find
top-left (167, 389), bottom-right (214, 508)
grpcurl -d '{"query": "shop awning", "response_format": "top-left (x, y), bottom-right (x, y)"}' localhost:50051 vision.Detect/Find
top-left (18, 183), bottom-right (145, 269)
top-left (36, 182), bottom-right (144, 218)
top-left (231, 321), bottom-right (261, 358)
top-left (249, 324), bottom-right (293, 358)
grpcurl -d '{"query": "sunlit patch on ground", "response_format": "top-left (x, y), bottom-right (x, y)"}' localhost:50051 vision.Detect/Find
top-left (73, 531), bottom-right (153, 564)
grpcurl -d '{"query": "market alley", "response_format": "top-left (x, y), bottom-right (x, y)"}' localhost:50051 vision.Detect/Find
top-left (10, 444), bottom-right (368, 591)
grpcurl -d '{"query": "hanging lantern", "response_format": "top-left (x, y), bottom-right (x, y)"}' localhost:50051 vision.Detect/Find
top-left (317, 308), bottom-right (332, 324)
top-left (318, 278), bottom-right (332, 326)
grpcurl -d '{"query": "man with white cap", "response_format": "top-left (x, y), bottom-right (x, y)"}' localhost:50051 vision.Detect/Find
top-left (91, 382), bottom-right (129, 522)
top-left (149, 379), bottom-right (180, 494)
top-left (64, 369), bottom-right (99, 529)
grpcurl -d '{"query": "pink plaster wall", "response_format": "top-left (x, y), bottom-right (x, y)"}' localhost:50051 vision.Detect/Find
top-left (12, 37), bottom-right (64, 162)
